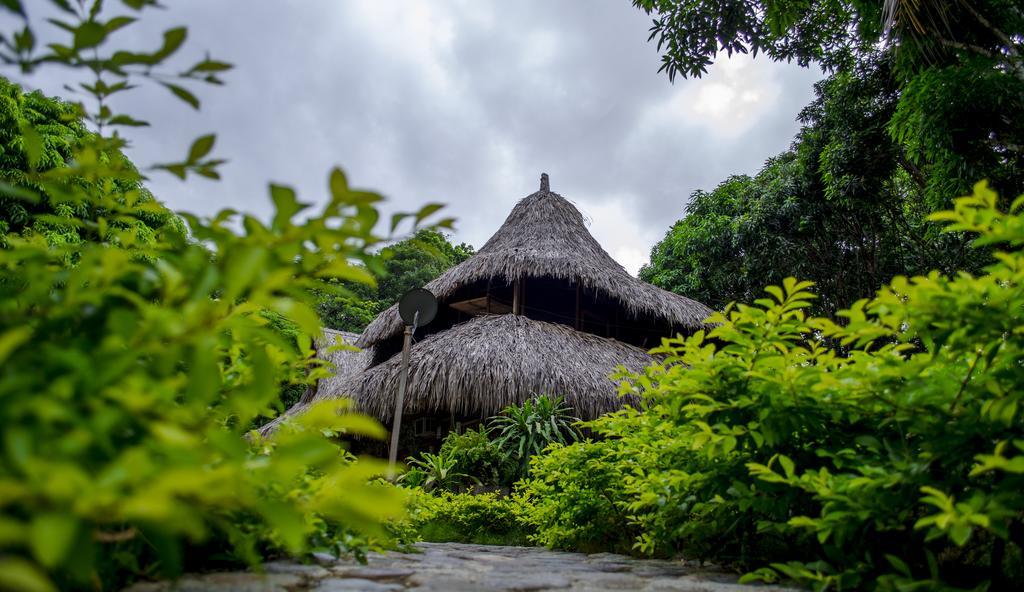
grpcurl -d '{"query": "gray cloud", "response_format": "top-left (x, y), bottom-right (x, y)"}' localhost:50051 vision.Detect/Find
top-left (14, 0), bottom-right (822, 274)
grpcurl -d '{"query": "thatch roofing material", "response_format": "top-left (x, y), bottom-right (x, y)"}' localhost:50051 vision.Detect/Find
top-left (328, 314), bottom-right (651, 421)
top-left (357, 179), bottom-right (713, 348)
top-left (255, 328), bottom-right (368, 438)
top-left (314, 328), bottom-right (372, 400)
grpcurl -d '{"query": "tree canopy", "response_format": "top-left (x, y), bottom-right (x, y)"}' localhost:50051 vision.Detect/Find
top-left (0, 76), bottom-right (182, 248)
top-left (316, 229), bottom-right (474, 332)
top-left (637, 0), bottom-right (1023, 314)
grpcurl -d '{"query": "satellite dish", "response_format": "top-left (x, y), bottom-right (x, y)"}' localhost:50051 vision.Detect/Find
top-left (399, 288), bottom-right (437, 327)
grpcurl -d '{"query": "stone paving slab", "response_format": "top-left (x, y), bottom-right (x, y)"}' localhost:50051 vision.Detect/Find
top-left (123, 542), bottom-right (795, 591)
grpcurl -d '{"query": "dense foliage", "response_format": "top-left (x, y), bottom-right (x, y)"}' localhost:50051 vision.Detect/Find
top-left (637, 1), bottom-right (1023, 315)
top-left (315, 229), bottom-right (473, 333)
top-left (0, 76), bottom-right (182, 248)
top-left (439, 426), bottom-right (516, 489)
top-left (0, 2), bottom-right (447, 589)
top-left (529, 183), bottom-right (1024, 589)
top-left (404, 490), bottom-right (535, 547)
top-left (401, 451), bottom-right (478, 493)
top-left (400, 396), bottom-right (576, 493)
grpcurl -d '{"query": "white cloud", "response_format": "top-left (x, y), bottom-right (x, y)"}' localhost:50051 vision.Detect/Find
top-left (574, 196), bottom-right (660, 276)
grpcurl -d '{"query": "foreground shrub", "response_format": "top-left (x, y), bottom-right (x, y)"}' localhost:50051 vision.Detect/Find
top-left (526, 182), bottom-right (1024, 589)
top-left (0, 162), bottom-right (424, 590)
top-left (404, 489), bottom-right (535, 546)
top-left (521, 437), bottom-right (637, 554)
top-left (0, 4), bottom-right (451, 588)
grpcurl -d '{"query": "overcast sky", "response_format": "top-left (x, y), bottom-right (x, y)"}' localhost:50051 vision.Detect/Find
top-left (15, 1), bottom-right (822, 274)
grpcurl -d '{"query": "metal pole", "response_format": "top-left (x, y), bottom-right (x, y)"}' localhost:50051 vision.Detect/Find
top-left (388, 324), bottom-right (413, 478)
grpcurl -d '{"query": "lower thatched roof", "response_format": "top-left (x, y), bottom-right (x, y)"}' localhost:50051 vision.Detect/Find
top-left (317, 314), bottom-right (652, 421)
top-left (255, 328), bottom-right (368, 438)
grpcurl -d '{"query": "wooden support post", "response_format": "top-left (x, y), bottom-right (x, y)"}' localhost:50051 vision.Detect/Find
top-left (388, 325), bottom-right (413, 478)
top-left (512, 278), bottom-right (521, 315)
top-left (575, 282), bottom-right (582, 330)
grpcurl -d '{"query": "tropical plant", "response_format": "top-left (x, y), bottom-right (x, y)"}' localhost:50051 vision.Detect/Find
top-left (521, 437), bottom-right (640, 554)
top-left (491, 394), bottom-right (581, 480)
top-left (401, 451), bottom-right (478, 493)
top-left (528, 182), bottom-right (1024, 589)
top-left (439, 426), bottom-right (515, 488)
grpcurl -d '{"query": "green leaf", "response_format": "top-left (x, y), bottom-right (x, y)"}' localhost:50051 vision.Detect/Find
top-left (0, 180), bottom-right (39, 203)
top-left (13, 24), bottom-right (34, 52)
top-left (20, 122), bottom-right (43, 169)
top-left (390, 212), bottom-right (410, 234)
top-left (107, 114), bottom-right (150, 127)
top-left (161, 82), bottom-right (199, 110)
top-left (0, 327), bottom-right (32, 364)
top-left (104, 15), bottom-right (136, 34)
top-left (188, 58), bottom-right (233, 74)
top-left (187, 134), bottom-right (216, 162)
top-left (152, 26), bottom-right (187, 61)
top-left (415, 203), bottom-right (445, 225)
top-left (270, 184), bottom-right (306, 231)
top-left (73, 21), bottom-right (107, 49)
top-left (29, 514), bottom-right (79, 568)
top-left (777, 454), bottom-right (795, 479)
top-left (949, 523), bottom-right (972, 546)
top-left (329, 167), bottom-right (349, 199)
top-left (0, 558), bottom-right (55, 592)
top-left (0, 0), bottom-right (25, 16)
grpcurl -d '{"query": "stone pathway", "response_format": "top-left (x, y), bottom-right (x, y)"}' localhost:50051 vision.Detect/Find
top-left (125, 542), bottom-right (794, 591)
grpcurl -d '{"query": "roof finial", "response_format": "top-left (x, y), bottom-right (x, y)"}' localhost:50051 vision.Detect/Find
top-left (540, 172), bottom-right (549, 192)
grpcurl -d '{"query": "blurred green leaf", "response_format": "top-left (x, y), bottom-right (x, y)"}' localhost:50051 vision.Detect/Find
top-left (28, 514), bottom-right (78, 568)
top-left (72, 21), bottom-right (106, 49)
top-left (161, 82), bottom-right (199, 110)
top-left (187, 134), bottom-right (215, 162)
top-left (19, 122), bottom-right (43, 169)
top-left (0, 558), bottom-right (55, 592)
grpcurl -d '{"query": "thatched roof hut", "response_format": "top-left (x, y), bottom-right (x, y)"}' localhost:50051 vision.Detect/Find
top-left (268, 174), bottom-right (713, 438)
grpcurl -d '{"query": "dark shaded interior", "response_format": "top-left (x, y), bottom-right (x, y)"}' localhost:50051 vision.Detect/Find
top-left (369, 275), bottom-right (687, 368)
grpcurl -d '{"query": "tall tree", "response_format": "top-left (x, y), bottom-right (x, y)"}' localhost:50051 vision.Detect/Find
top-left (641, 55), bottom-right (987, 315)
top-left (636, 0), bottom-right (1022, 312)
top-left (0, 76), bottom-right (182, 247)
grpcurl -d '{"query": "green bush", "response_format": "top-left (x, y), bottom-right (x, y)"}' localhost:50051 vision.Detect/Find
top-left (526, 182), bottom-right (1024, 589)
top-left (521, 438), bottom-right (637, 554)
top-left (405, 489), bottom-right (535, 546)
top-left (439, 426), bottom-right (515, 488)
top-left (0, 155), bottom-right (421, 589)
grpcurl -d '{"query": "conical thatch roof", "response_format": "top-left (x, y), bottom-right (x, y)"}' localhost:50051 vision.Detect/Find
top-left (356, 174), bottom-right (713, 348)
top-left (323, 314), bottom-right (651, 421)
